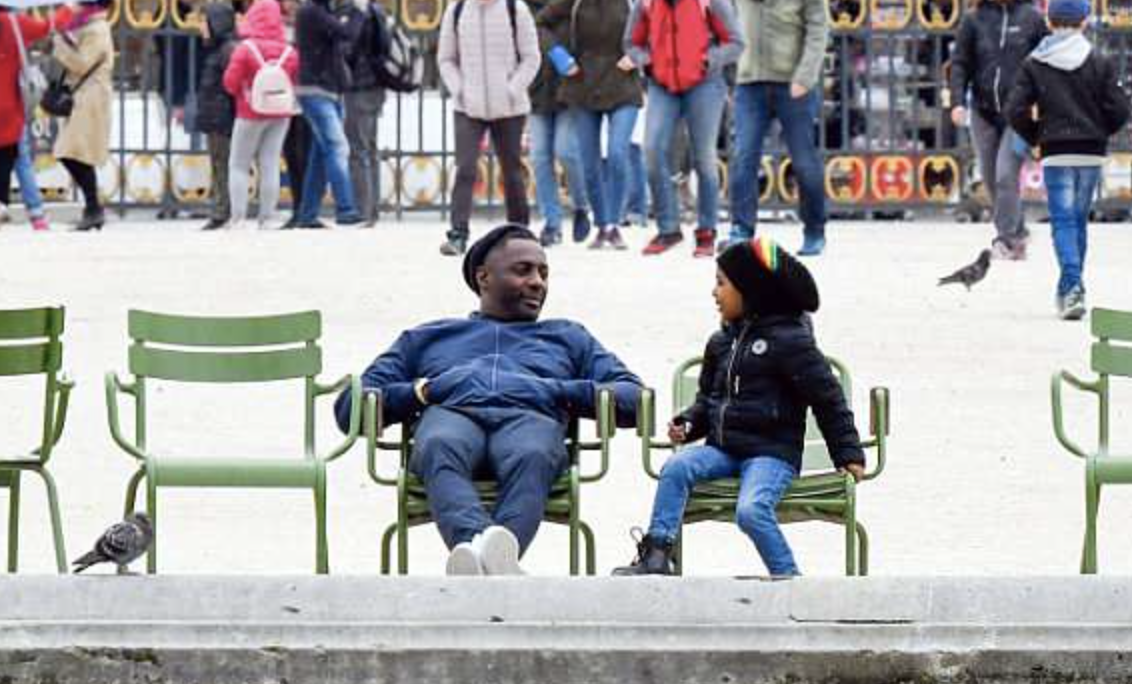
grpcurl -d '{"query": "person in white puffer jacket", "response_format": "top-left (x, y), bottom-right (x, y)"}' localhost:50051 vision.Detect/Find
top-left (436, 0), bottom-right (541, 256)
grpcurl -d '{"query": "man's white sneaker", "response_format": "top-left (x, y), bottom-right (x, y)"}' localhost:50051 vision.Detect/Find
top-left (445, 541), bottom-right (483, 575)
top-left (476, 526), bottom-right (524, 576)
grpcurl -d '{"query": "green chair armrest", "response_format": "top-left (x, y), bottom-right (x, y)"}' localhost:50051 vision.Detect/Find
top-left (105, 371), bottom-right (148, 461)
top-left (638, 388), bottom-right (677, 480)
top-left (30, 374), bottom-right (75, 461)
top-left (1051, 369), bottom-right (1101, 459)
top-left (365, 389), bottom-right (400, 486)
top-left (319, 374), bottom-right (361, 463)
top-left (578, 387), bottom-right (614, 484)
top-left (860, 386), bottom-right (890, 482)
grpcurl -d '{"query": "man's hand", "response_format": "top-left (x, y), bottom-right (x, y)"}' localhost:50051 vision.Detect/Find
top-left (950, 106), bottom-right (968, 127)
top-left (790, 83), bottom-right (809, 99)
top-left (617, 55), bottom-right (635, 72)
top-left (839, 463), bottom-right (866, 482)
top-left (667, 419), bottom-right (689, 444)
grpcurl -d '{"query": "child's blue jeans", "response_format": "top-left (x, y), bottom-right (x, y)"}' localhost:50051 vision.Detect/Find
top-left (15, 129), bottom-right (45, 220)
top-left (648, 445), bottom-right (800, 575)
top-left (1044, 165), bottom-right (1101, 297)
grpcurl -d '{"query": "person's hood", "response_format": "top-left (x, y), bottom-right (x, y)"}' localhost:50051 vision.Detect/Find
top-left (1031, 30), bottom-right (1092, 71)
top-left (205, 2), bottom-right (237, 44)
top-left (242, 0), bottom-right (286, 41)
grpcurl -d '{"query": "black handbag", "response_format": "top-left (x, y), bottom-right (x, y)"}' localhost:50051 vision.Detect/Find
top-left (41, 56), bottom-right (105, 118)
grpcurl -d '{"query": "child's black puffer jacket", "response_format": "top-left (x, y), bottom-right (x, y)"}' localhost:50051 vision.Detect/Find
top-left (677, 315), bottom-right (865, 473)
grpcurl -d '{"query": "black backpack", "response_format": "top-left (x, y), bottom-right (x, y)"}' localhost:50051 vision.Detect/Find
top-left (370, 5), bottom-right (423, 93)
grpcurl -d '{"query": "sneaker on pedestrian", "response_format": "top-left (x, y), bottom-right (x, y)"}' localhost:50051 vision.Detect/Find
top-left (336, 214), bottom-right (365, 227)
top-left (612, 528), bottom-right (675, 576)
top-left (1058, 286), bottom-right (1087, 321)
top-left (30, 216), bottom-right (50, 232)
top-left (1010, 236), bottom-right (1029, 261)
top-left (991, 236), bottom-right (1026, 261)
top-left (200, 217), bottom-right (228, 231)
top-left (588, 228), bottom-right (608, 250)
top-left (0, 203), bottom-right (9, 224)
top-left (292, 219), bottom-right (328, 230)
top-left (440, 230), bottom-right (469, 256)
top-left (641, 232), bottom-right (684, 256)
top-left (604, 225), bottom-right (628, 250)
top-left (798, 235), bottom-right (826, 257)
top-left (572, 209), bottom-right (592, 243)
top-left (693, 228), bottom-right (716, 258)
top-left (539, 223), bottom-right (562, 247)
top-left (476, 526), bottom-right (524, 576)
top-left (446, 541), bottom-right (484, 576)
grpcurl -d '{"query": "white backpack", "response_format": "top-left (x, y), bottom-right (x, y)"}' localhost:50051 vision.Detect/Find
top-left (245, 42), bottom-right (295, 116)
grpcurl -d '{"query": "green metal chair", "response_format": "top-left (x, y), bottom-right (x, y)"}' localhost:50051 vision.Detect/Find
top-left (0, 307), bottom-right (72, 574)
top-left (638, 356), bottom-right (890, 576)
top-left (365, 388), bottom-right (615, 575)
top-left (1052, 307), bottom-right (1132, 574)
top-left (106, 310), bottom-right (361, 574)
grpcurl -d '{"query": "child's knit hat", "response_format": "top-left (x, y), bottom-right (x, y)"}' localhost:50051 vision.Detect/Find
top-left (716, 237), bottom-right (820, 316)
top-left (1047, 0), bottom-right (1090, 22)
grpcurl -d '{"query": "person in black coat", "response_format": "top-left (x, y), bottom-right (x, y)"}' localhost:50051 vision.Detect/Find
top-left (344, 0), bottom-right (387, 226)
top-left (614, 237), bottom-right (865, 577)
top-left (949, 0), bottom-right (1047, 259)
top-left (196, 2), bottom-right (238, 230)
top-left (1005, 0), bottom-right (1131, 320)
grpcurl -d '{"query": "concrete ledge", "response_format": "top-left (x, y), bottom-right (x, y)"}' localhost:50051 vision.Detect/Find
top-left (3, 577), bottom-right (1132, 683)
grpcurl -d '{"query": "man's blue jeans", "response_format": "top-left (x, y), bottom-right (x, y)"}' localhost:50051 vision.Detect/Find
top-left (297, 95), bottom-right (360, 223)
top-left (1044, 165), bottom-right (1101, 297)
top-left (572, 105), bottom-right (638, 228)
top-left (409, 406), bottom-right (569, 555)
top-left (729, 83), bottom-right (825, 242)
top-left (648, 445), bottom-right (799, 575)
top-left (645, 76), bottom-right (727, 234)
top-left (529, 112), bottom-right (588, 229)
top-left (15, 129), bottom-right (44, 220)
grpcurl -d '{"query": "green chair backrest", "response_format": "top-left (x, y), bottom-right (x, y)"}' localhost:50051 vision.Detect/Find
top-left (672, 355), bottom-right (851, 474)
top-left (0, 308), bottom-right (64, 378)
top-left (1092, 308), bottom-right (1132, 379)
top-left (128, 310), bottom-right (322, 383)
top-left (0, 307), bottom-right (65, 461)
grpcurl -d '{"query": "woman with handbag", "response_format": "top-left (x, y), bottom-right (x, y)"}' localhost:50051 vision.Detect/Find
top-left (51, 0), bottom-right (114, 232)
top-left (0, 5), bottom-right (71, 228)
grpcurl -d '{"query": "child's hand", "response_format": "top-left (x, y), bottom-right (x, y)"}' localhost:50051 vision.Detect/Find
top-left (839, 463), bottom-right (866, 482)
top-left (667, 419), bottom-right (688, 444)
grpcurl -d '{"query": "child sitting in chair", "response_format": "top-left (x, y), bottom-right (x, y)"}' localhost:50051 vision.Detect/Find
top-left (614, 237), bottom-right (866, 577)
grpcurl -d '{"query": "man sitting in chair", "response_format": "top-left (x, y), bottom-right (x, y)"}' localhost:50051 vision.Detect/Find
top-left (335, 224), bottom-right (642, 575)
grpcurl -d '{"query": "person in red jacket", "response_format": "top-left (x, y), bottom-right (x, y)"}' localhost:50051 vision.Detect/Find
top-left (0, 6), bottom-right (71, 218)
top-left (222, 0), bottom-right (299, 229)
top-left (624, 0), bottom-right (743, 257)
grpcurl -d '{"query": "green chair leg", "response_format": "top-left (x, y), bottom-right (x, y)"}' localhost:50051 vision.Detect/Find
top-left (396, 519), bottom-right (409, 576)
top-left (844, 481), bottom-right (858, 576)
top-left (579, 520), bottom-right (596, 576)
top-left (314, 468), bottom-right (328, 574)
top-left (1082, 470), bottom-right (1100, 574)
top-left (33, 468), bottom-right (68, 574)
top-left (672, 534), bottom-right (684, 576)
top-left (380, 523), bottom-right (398, 575)
top-left (124, 468), bottom-right (145, 518)
top-left (856, 521), bottom-right (870, 576)
top-left (146, 466), bottom-right (158, 574)
top-left (7, 473), bottom-right (20, 573)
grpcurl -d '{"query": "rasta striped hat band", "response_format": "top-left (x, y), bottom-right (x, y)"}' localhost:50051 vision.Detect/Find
top-left (716, 236), bottom-right (820, 316)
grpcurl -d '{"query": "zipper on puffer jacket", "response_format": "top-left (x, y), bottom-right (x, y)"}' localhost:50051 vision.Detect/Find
top-left (491, 322), bottom-right (501, 392)
top-left (993, 8), bottom-right (1008, 113)
top-left (716, 322), bottom-right (750, 448)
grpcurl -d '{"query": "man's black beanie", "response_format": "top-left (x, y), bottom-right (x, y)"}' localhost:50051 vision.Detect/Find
top-left (716, 237), bottom-right (820, 316)
top-left (462, 224), bottom-right (538, 294)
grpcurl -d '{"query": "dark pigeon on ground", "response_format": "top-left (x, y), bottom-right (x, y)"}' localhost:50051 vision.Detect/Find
top-left (938, 249), bottom-right (992, 290)
top-left (72, 512), bottom-right (154, 574)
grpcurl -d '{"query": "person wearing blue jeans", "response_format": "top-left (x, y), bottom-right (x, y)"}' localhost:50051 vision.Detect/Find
top-left (640, 76), bottom-right (728, 255)
top-left (572, 105), bottom-right (638, 249)
top-left (529, 112), bottom-right (589, 246)
top-left (624, 0), bottom-right (744, 256)
top-left (647, 446), bottom-right (800, 574)
top-left (295, 95), bottom-right (362, 226)
top-left (729, 86), bottom-right (825, 253)
top-left (1044, 166), bottom-right (1100, 317)
top-left (614, 236), bottom-right (864, 576)
top-left (1005, 3), bottom-right (1130, 320)
top-left (620, 141), bottom-right (648, 226)
top-left (15, 129), bottom-right (49, 231)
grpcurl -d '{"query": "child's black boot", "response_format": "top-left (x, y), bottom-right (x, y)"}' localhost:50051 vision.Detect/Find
top-left (612, 529), bottom-right (675, 576)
